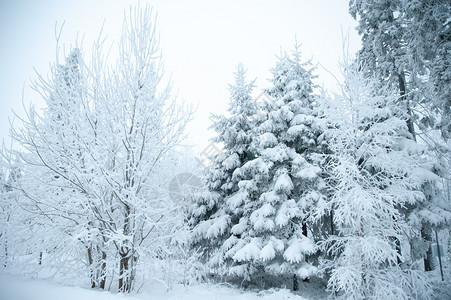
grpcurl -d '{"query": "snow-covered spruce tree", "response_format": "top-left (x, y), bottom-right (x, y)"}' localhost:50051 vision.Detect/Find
top-left (244, 46), bottom-right (327, 287)
top-left (317, 61), bottom-right (434, 300)
top-left (194, 46), bottom-right (326, 288)
top-left (10, 6), bottom-right (192, 292)
top-left (190, 63), bottom-right (257, 271)
top-left (349, 0), bottom-right (451, 272)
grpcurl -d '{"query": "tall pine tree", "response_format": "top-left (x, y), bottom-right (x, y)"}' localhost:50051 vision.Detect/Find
top-left (190, 64), bottom-right (257, 269)
top-left (191, 46), bottom-right (327, 288)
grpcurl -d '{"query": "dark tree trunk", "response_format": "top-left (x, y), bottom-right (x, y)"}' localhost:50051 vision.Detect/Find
top-left (99, 250), bottom-right (107, 289)
top-left (87, 246), bottom-right (96, 288)
top-left (87, 245), bottom-right (107, 289)
top-left (391, 216), bottom-right (402, 265)
top-left (292, 274), bottom-right (298, 291)
top-left (391, 72), bottom-right (410, 263)
top-left (395, 237), bottom-right (402, 265)
top-left (118, 203), bottom-right (134, 292)
top-left (398, 73), bottom-right (416, 141)
top-left (301, 222), bottom-right (309, 282)
top-left (421, 225), bottom-right (435, 271)
top-left (119, 253), bottom-right (131, 292)
top-left (330, 211), bottom-right (335, 236)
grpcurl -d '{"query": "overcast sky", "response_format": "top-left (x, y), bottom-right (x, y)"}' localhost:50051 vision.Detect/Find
top-left (0, 0), bottom-right (361, 153)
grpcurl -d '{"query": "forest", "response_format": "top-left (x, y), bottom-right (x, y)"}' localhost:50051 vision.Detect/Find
top-left (1, 1), bottom-right (450, 300)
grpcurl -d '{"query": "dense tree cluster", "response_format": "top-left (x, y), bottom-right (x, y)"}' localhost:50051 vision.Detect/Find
top-left (1, 2), bottom-right (450, 299)
top-left (189, 1), bottom-right (451, 298)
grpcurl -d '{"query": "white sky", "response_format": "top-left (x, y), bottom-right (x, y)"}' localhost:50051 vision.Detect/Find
top-left (0, 0), bottom-right (361, 153)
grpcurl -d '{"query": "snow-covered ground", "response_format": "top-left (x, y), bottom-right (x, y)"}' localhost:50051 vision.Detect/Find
top-left (1, 272), bottom-right (451, 300)
top-left (0, 274), bottom-right (308, 300)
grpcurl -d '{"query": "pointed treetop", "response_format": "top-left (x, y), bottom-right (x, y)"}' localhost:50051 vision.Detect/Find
top-left (228, 63), bottom-right (256, 116)
top-left (266, 42), bottom-right (315, 106)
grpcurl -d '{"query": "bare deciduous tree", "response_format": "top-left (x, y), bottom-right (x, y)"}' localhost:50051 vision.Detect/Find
top-left (9, 6), bottom-right (193, 292)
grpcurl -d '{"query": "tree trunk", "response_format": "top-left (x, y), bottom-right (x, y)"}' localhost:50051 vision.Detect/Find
top-left (360, 216), bottom-right (367, 297)
top-left (119, 253), bottom-right (131, 292)
top-left (87, 246), bottom-right (96, 288)
top-left (3, 238), bottom-right (7, 267)
top-left (398, 73), bottom-right (416, 141)
top-left (302, 222), bottom-right (308, 237)
top-left (330, 211), bottom-right (335, 236)
top-left (421, 224), bottom-right (435, 271)
top-left (300, 223), bottom-right (310, 282)
top-left (395, 237), bottom-right (402, 265)
top-left (87, 245), bottom-right (107, 289)
top-left (119, 203), bottom-right (134, 292)
top-left (99, 250), bottom-right (107, 289)
top-left (129, 253), bottom-right (137, 291)
top-left (292, 274), bottom-right (298, 291)
top-left (391, 215), bottom-right (402, 265)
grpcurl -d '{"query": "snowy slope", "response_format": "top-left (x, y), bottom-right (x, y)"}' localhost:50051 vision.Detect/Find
top-left (0, 274), bottom-right (308, 300)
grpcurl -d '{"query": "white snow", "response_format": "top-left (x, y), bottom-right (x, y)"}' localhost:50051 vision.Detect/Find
top-left (287, 124), bottom-right (309, 137)
top-left (261, 146), bottom-right (290, 162)
top-left (205, 215), bottom-right (231, 238)
top-left (283, 237), bottom-right (315, 263)
top-left (290, 114), bottom-right (314, 126)
top-left (259, 241), bottom-right (276, 261)
top-left (257, 132), bottom-right (278, 148)
top-left (228, 191), bottom-right (247, 210)
top-left (0, 273), bottom-right (310, 300)
top-left (274, 173), bottom-right (294, 193)
top-left (222, 153), bottom-right (240, 170)
top-left (250, 203), bottom-right (276, 231)
top-left (231, 217), bottom-right (248, 235)
top-left (233, 238), bottom-right (262, 261)
top-left (295, 165), bottom-right (321, 180)
top-left (241, 157), bottom-right (270, 175)
top-left (259, 190), bottom-right (280, 204)
top-left (275, 200), bottom-right (300, 227)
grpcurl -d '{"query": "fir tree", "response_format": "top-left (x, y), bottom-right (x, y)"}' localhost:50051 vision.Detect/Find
top-left (192, 45), bottom-right (327, 287)
top-left (190, 64), bottom-right (257, 268)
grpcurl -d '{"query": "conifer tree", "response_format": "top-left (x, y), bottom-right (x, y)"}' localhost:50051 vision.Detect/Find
top-left (190, 63), bottom-right (257, 267)
top-left (191, 46), bottom-right (327, 288)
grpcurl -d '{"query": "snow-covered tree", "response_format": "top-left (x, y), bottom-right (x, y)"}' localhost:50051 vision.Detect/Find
top-left (0, 167), bottom-right (8, 268)
top-left (401, 0), bottom-right (451, 139)
top-left (190, 63), bottom-right (257, 269)
top-left (192, 46), bottom-right (327, 288)
top-left (0, 159), bottom-right (35, 270)
top-left (317, 61), bottom-right (435, 300)
top-left (9, 6), bottom-right (192, 292)
top-left (229, 45), bottom-right (327, 285)
top-left (349, 0), bottom-right (451, 272)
